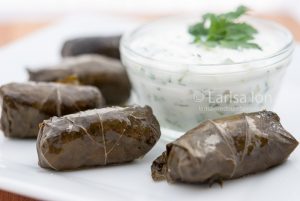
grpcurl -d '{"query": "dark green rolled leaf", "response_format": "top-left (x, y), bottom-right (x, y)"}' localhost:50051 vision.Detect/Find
top-left (151, 111), bottom-right (298, 184)
top-left (37, 105), bottom-right (161, 170)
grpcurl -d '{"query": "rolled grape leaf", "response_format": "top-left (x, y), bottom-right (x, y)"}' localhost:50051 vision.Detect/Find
top-left (152, 111), bottom-right (298, 184)
top-left (0, 82), bottom-right (105, 138)
top-left (27, 55), bottom-right (131, 105)
top-left (37, 105), bottom-right (161, 171)
top-left (61, 35), bottom-right (121, 59)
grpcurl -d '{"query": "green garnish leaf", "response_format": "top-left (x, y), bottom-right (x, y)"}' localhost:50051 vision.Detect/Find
top-left (189, 6), bottom-right (262, 50)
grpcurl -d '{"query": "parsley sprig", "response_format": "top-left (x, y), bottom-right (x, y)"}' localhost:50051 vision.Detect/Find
top-left (189, 6), bottom-right (262, 50)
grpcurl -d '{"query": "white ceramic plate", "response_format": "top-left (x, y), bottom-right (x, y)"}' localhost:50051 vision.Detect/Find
top-left (0, 15), bottom-right (299, 201)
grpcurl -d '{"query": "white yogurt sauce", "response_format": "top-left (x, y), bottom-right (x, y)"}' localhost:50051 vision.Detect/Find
top-left (129, 18), bottom-right (287, 65)
top-left (121, 16), bottom-right (293, 137)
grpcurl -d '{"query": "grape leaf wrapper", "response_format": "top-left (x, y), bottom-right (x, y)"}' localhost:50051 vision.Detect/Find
top-left (151, 111), bottom-right (298, 184)
top-left (37, 105), bottom-right (161, 171)
top-left (0, 82), bottom-right (105, 138)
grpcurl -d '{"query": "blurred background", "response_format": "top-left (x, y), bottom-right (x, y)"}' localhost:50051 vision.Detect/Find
top-left (0, 0), bottom-right (299, 18)
top-left (0, 0), bottom-right (300, 46)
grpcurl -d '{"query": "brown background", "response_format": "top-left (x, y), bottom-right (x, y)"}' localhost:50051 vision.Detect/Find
top-left (0, 14), bottom-right (299, 201)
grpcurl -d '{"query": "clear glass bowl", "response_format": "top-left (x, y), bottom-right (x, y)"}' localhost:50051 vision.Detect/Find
top-left (120, 15), bottom-right (294, 140)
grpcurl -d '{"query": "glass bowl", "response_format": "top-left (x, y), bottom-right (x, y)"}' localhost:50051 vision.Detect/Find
top-left (120, 15), bottom-right (294, 140)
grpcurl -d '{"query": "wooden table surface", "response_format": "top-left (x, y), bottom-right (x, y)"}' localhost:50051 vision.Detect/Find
top-left (0, 14), bottom-right (299, 201)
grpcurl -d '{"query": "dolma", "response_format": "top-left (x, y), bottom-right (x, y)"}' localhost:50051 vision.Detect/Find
top-left (37, 105), bottom-right (161, 171)
top-left (151, 111), bottom-right (298, 184)
top-left (0, 82), bottom-right (105, 138)
top-left (27, 55), bottom-right (131, 105)
top-left (61, 35), bottom-right (121, 59)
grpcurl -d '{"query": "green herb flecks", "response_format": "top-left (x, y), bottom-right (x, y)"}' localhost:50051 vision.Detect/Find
top-left (189, 6), bottom-right (262, 50)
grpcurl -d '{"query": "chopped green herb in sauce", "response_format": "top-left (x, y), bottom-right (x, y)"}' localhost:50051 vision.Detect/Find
top-left (189, 6), bottom-right (262, 50)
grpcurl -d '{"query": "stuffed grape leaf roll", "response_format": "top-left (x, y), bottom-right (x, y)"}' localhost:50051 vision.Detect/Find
top-left (37, 105), bottom-right (161, 171)
top-left (151, 111), bottom-right (298, 184)
top-left (61, 35), bottom-right (121, 59)
top-left (27, 55), bottom-right (131, 105)
top-left (0, 82), bottom-right (105, 138)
